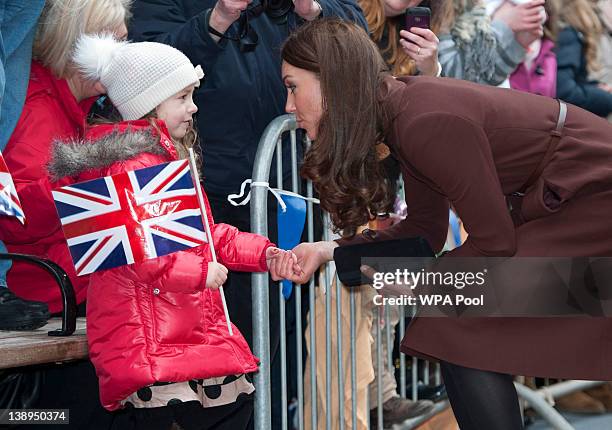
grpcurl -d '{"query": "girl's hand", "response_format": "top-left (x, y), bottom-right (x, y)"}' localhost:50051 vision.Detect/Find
top-left (206, 261), bottom-right (228, 289)
top-left (291, 241), bottom-right (338, 284)
top-left (266, 247), bottom-right (302, 281)
top-left (400, 27), bottom-right (440, 77)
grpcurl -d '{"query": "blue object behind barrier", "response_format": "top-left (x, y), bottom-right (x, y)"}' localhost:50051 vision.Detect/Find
top-left (277, 193), bottom-right (306, 299)
top-left (449, 210), bottom-right (462, 247)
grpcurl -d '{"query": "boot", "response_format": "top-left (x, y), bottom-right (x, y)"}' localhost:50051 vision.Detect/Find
top-left (370, 396), bottom-right (435, 428)
top-left (0, 288), bottom-right (50, 330)
top-left (585, 383), bottom-right (612, 411)
top-left (555, 390), bottom-right (605, 414)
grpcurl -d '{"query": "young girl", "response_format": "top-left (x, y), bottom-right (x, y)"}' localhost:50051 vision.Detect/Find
top-left (48, 34), bottom-right (300, 430)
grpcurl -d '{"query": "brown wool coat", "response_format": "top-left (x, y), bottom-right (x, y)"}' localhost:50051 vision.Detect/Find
top-left (342, 75), bottom-right (612, 380)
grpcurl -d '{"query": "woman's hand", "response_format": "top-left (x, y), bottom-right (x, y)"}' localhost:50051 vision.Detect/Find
top-left (266, 247), bottom-right (302, 281)
top-left (206, 261), bottom-right (229, 289)
top-left (400, 27), bottom-right (440, 77)
top-left (291, 241), bottom-right (338, 284)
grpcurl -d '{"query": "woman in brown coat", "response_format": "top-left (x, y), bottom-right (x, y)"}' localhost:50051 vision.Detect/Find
top-left (285, 18), bottom-right (612, 429)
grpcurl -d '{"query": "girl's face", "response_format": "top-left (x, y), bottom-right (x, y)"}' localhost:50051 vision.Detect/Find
top-left (282, 61), bottom-right (323, 140)
top-left (156, 85), bottom-right (198, 140)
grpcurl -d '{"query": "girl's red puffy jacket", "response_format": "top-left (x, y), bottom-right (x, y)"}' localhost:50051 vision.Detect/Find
top-left (48, 120), bottom-right (270, 410)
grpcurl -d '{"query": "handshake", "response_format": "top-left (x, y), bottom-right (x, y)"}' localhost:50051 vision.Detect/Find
top-left (205, 246), bottom-right (308, 289)
top-left (205, 241), bottom-right (341, 289)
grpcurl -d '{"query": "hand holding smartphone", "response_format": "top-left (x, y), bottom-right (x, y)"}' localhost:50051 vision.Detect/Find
top-left (405, 6), bottom-right (431, 31)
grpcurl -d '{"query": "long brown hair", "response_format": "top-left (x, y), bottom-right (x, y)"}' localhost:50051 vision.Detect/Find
top-left (559, 0), bottom-right (603, 72)
top-left (543, 0), bottom-right (561, 41)
top-left (282, 19), bottom-right (394, 236)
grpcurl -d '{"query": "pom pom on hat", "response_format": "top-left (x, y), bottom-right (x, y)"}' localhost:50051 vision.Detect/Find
top-left (72, 34), bottom-right (203, 120)
top-left (73, 33), bottom-right (127, 81)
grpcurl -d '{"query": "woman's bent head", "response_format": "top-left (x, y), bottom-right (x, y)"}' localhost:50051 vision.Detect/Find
top-left (281, 19), bottom-right (394, 236)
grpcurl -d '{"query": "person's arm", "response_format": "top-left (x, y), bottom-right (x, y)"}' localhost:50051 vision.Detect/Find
top-left (556, 28), bottom-right (612, 117)
top-left (0, 111), bottom-right (65, 244)
top-left (490, 20), bottom-right (527, 83)
top-left (336, 172), bottom-right (449, 252)
top-left (292, 149), bottom-right (450, 284)
top-left (196, 189), bottom-right (274, 272)
top-left (310, 0), bottom-right (368, 29)
top-left (438, 20), bottom-right (525, 85)
top-left (403, 112), bottom-right (516, 257)
top-left (128, 0), bottom-right (232, 75)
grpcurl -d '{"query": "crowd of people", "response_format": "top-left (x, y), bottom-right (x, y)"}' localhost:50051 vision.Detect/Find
top-left (0, 0), bottom-right (611, 429)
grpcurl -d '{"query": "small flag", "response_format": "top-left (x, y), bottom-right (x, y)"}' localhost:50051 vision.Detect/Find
top-left (0, 152), bottom-right (25, 224)
top-left (52, 159), bottom-right (208, 276)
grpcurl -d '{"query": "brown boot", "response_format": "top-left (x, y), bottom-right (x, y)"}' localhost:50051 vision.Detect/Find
top-left (555, 390), bottom-right (606, 414)
top-left (371, 396), bottom-right (435, 428)
top-left (585, 383), bottom-right (612, 411)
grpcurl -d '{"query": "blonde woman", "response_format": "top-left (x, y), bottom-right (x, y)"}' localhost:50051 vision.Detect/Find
top-left (556, 0), bottom-right (612, 116)
top-left (0, 0), bottom-right (131, 317)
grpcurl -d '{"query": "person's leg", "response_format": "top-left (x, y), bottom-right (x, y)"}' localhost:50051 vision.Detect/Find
top-left (440, 360), bottom-right (523, 430)
top-left (369, 305), bottom-right (434, 426)
top-left (368, 306), bottom-right (400, 406)
top-left (0, 0), bottom-right (45, 149)
top-left (0, 0), bottom-right (50, 331)
top-left (22, 360), bottom-right (114, 430)
top-left (174, 394), bottom-right (254, 430)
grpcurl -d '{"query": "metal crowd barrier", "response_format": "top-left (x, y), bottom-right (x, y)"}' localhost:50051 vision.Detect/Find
top-left (249, 114), bottom-right (446, 430)
top-left (248, 114), bottom-right (605, 430)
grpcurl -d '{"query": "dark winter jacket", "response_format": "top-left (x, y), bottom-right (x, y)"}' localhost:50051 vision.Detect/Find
top-left (556, 27), bottom-right (612, 117)
top-left (129, 0), bottom-right (367, 194)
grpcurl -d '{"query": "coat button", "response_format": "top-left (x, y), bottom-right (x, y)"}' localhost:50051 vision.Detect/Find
top-left (153, 288), bottom-right (160, 295)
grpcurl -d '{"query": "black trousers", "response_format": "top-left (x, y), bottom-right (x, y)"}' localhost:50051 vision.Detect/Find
top-left (108, 394), bottom-right (253, 430)
top-left (19, 360), bottom-right (115, 430)
top-left (440, 361), bottom-right (523, 430)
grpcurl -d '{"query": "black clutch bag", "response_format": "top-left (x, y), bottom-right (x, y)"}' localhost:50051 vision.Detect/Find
top-left (333, 237), bottom-right (434, 286)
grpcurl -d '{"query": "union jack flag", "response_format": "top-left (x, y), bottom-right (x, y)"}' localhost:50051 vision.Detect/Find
top-left (52, 159), bottom-right (208, 276)
top-left (0, 152), bottom-right (25, 224)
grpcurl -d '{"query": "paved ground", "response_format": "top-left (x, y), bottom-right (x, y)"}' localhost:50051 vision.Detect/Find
top-left (527, 412), bottom-right (612, 429)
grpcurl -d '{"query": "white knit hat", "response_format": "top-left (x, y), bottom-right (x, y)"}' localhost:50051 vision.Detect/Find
top-left (73, 34), bottom-right (204, 120)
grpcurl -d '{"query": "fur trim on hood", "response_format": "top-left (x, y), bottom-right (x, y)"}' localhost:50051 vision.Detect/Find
top-left (48, 127), bottom-right (166, 181)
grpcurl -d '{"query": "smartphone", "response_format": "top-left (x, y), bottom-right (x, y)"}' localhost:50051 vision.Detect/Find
top-left (405, 6), bottom-right (431, 31)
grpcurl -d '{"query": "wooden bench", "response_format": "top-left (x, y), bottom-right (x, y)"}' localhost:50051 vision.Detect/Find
top-left (0, 318), bottom-right (87, 370)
